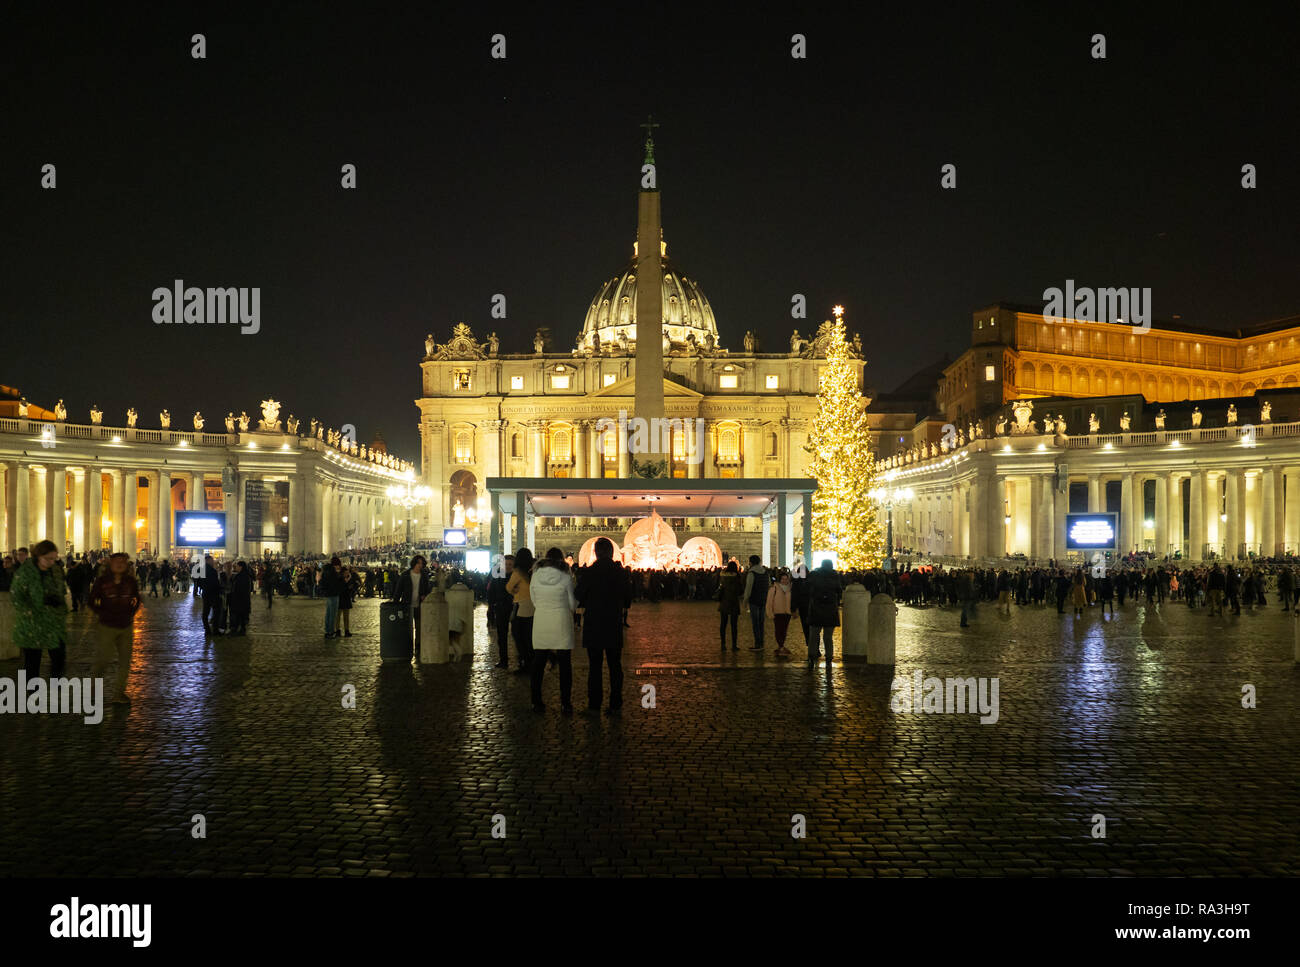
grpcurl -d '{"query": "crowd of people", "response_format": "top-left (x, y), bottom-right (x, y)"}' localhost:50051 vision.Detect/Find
top-left (6, 534), bottom-right (1299, 713)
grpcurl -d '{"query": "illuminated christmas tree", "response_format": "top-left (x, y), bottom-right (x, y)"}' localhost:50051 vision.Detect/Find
top-left (802, 307), bottom-right (883, 568)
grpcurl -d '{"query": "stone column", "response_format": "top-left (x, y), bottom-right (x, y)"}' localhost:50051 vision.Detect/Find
top-left (574, 420), bottom-right (588, 478)
top-left (157, 470), bottom-right (172, 558)
top-left (1167, 473), bottom-right (1183, 555)
top-left (1188, 470), bottom-right (1205, 562)
top-left (531, 422), bottom-right (546, 477)
top-left (1154, 472), bottom-right (1168, 558)
top-left (590, 422), bottom-right (604, 479)
top-left (51, 468), bottom-right (67, 554)
top-left (1054, 472), bottom-right (1068, 559)
top-left (145, 472), bottom-right (159, 554)
top-left (702, 423), bottom-right (717, 479)
top-left (742, 421), bottom-right (760, 481)
top-left (225, 474), bottom-right (241, 558)
top-left (1119, 472), bottom-right (1135, 554)
top-left (484, 419), bottom-right (503, 480)
top-left (427, 420), bottom-right (445, 533)
top-left (187, 472), bottom-right (200, 510)
top-left (306, 474), bottom-right (321, 554)
top-left (11, 463), bottom-right (29, 550)
top-left (83, 467), bottom-right (100, 552)
top-left (119, 470), bottom-right (135, 555)
top-left (1225, 470), bottom-right (1241, 560)
top-left (1261, 468), bottom-right (1277, 558)
top-left (287, 473), bottom-right (301, 554)
top-left (969, 476), bottom-right (985, 559)
top-left (617, 422), bottom-right (631, 478)
top-left (1035, 473), bottom-right (1054, 560)
top-left (1286, 469), bottom-right (1300, 554)
top-left (69, 469), bottom-right (84, 554)
top-left (1087, 474), bottom-right (1102, 513)
top-left (1274, 468), bottom-right (1288, 558)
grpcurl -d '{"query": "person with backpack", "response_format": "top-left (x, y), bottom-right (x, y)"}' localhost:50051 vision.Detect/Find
top-left (741, 555), bottom-right (770, 651)
top-left (806, 559), bottom-right (841, 667)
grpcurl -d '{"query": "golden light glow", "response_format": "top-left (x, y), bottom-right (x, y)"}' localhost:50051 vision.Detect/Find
top-left (832, 305), bottom-right (844, 318)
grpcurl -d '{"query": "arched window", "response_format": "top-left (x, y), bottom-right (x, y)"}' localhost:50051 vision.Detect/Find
top-left (454, 429), bottom-right (473, 463)
top-left (510, 433), bottom-right (521, 458)
top-left (603, 429), bottom-right (617, 459)
top-left (718, 423), bottom-right (740, 462)
top-left (767, 431), bottom-right (779, 457)
top-left (551, 426), bottom-right (572, 461)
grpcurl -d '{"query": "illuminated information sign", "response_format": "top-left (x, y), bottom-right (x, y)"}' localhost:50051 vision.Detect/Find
top-left (443, 528), bottom-right (468, 546)
top-left (176, 511), bottom-right (227, 547)
top-left (1065, 513), bottom-right (1118, 550)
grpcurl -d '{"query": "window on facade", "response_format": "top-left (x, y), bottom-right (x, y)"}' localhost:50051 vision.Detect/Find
top-left (719, 374), bottom-right (738, 389)
top-left (672, 430), bottom-right (687, 461)
top-left (510, 375), bottom-right (524, 390)
top-left (454, 430), bottom-right (473, 463)
top-left (603, 430), bottom-right (617, 459)
top-left (985, 364), bottom-right (995, 382)
top-left (510, 433), bottom-right (521, 458)
top-left (551, 374), bottom-right (571, 389)
top-left (765, 374), bottom-right (779, 389)
top-left (603, 373), bottom-right (617, 387)
top-left (551, 428), bottom-right (572, 461)
top-left (767, 432), bottom-right (778, 457)
top-left (453, 370), bottom-right (471, 391)
top-left (718, 426), bottom-right (740, 462)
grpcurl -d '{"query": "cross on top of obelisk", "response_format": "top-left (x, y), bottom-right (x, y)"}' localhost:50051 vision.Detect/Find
top-left (641, 115), bottom-right (659, 165)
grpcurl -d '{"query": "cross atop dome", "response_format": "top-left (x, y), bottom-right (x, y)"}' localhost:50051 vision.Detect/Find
top-left (640, 114), bottom-right (659, 166)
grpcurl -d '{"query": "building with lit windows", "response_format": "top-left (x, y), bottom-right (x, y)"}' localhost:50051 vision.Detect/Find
top-left (412, 151), bottom-right (865, 558)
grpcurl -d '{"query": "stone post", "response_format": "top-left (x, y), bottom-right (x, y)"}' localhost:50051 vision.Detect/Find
top-left (866, 592), bottom-right (896, 665)
top-left (419, 588), bottom-right (450, 663)
top-left (446, 582), bottom-right (474, 661)
top-left (841, 584), bottom-right (869, 659)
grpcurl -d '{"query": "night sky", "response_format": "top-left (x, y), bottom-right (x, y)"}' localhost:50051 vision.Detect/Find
top-left (5, 6), bottom-right (1298, 457)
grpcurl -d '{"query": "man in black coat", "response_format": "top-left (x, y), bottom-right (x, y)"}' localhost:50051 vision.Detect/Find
top-left (199, 554), bottom-right (223, 634)
top-left (575, 538), bottom-right (631, 715)
top-left (227, 560), bottom-right (254, 635)
top-left (392, 555), bottom-right (433, 657)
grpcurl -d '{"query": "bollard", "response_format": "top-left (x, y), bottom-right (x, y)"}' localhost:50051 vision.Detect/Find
top-left (867, 593), bottom-right (896, 665)
top-left (445, 582), bottom-right (474, 661)
top-left (841, 584), bottom-right (870, 660)
top-left (419, 589), bottom-right (450, 663)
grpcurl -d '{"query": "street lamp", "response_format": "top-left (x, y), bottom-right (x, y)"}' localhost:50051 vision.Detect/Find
top-left (386, 482), bottom-right (432, 548)
top-left (869, 486), bottom-right (913, 560)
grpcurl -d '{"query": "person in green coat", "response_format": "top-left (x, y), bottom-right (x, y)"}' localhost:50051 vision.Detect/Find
top-left (11, 539), bottom-right (70, 678)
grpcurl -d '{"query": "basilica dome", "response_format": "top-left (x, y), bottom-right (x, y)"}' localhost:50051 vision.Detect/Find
top-left (579, 240), bottom-right (719, 353)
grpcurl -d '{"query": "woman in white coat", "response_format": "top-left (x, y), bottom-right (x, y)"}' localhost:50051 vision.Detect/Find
top-left (529, 546), bottom-right (577, 713)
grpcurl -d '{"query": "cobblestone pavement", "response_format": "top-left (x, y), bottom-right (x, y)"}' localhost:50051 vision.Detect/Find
top-left (1, 591), bottom-right (1297, 876)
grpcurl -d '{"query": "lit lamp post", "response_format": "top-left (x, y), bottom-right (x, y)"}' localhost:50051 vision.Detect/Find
top-left (386, 482), bottom-right (432, 548)
top-left (464, 496), bottom-right (492, 545)
top-left (869, 486), bottom-right (913, 560)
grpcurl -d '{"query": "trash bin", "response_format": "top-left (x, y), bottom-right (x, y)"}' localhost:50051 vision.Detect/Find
top-left (379, 600), bottom-right (411, 661)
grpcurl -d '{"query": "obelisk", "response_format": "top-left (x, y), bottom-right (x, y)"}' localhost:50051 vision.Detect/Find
top-left (634, 119), bottom-right (666, 465)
